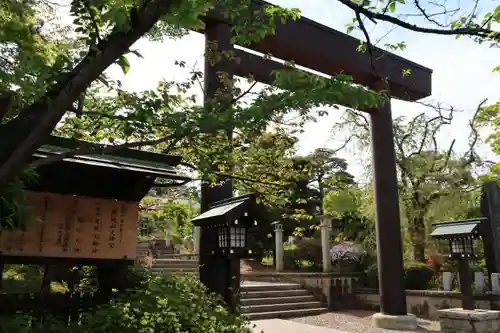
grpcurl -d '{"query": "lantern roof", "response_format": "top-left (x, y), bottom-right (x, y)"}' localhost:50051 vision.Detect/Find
top-left (430, 218), bottom-right (486, 239)
top-left (192, 194), bottom-right (261, 227)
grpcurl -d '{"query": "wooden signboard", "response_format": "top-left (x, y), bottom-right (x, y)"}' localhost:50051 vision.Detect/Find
top-left (0, 191), bottom-right (138, 260)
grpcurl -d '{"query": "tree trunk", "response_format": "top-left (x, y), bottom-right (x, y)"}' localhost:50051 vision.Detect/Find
top-left (409, 215), bottom-right (427, 262)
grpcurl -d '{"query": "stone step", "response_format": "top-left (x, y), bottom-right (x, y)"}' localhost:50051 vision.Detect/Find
top-left (240, 289), bottom-right (310, 298)
top-left (153, 262), bottom-right (198, 269)
top-left (151, 266), bottom-right (199, 272)
top-left (240, 283), bottom-right (302, 292)
top-left (160, 254), bottom-right (199, 259)
top-left (151, 268), bottom-right (199, 275)
top-left (240, 295), bottom-right (315, 306)
top-left (241, 301), bottom-right (322, 314)
top-left (153, 264), bottom-right (198, 270)
top-left (243, 307), bottom-right (328, 320)
top-left (153, 258), bottom-right (198, 263)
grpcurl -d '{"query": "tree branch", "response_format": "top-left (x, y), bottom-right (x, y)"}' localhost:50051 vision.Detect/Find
top-left (0, 0), bottom-right (182, 187)
top-left (355, 12), bottom-right (379, 76)
top-left (337, 0), bottom-right (498, 39)
top-left (179, 161), bottom-right (288, 187)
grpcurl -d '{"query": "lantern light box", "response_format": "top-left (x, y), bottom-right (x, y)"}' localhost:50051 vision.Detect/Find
top-left (430, 218), bottom-right (485, 259)
top-left (191, 194), bottom-right (264, 258)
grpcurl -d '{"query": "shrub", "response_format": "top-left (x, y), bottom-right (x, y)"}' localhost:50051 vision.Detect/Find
top-left (283, 238), bottom-right (322, 271)
top-left (283, 243), bottom-right (299, 269)
top-left (0, 267), bottom-right (252, 333)
top-left (404, 261), bottom-right (435, 290)
top-left (363, 262), bottom-right (379, 288)
top-left (361, 261), bottom-right (436, 290)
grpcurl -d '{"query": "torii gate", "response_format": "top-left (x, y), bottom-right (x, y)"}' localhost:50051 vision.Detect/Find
top-left (197, 0), bottom-right (432, 327)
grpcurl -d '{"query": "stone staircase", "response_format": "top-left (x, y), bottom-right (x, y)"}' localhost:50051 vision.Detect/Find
top-left (136, 241), bottom-right (199, 274)
top-left (239, 281), bottom-right (328, 320)
top-left (151, 256), bottom-right (199, 274)
top-left (136, 244), bottom-right (329, 319)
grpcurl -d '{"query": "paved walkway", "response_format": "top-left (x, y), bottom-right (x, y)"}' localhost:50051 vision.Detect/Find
top-left (290, 311), bottom-right (440, 333)
top-left (252, 319), bottom-right (349, 333)
top-left (252, 311), bottom-right (440, 333)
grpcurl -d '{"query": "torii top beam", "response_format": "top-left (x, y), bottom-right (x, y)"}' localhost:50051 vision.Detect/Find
top-left (205, 0), bottom-right (432, 101)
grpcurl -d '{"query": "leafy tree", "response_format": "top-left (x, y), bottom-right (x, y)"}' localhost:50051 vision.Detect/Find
top-left (303, 148), bottom-right (355, 214)
top-left (139, 197), bottom-right (197, 245)
top-left (234, 136), bottom-right (355, 236)
top-left (477, 101), bottom-right (500, 177)
top-left (334, 106), bottom-right (482, 261)
top-left (0, 0), bottom-right (386, 231)
top-left (324, 185), bottom-right (377, 253)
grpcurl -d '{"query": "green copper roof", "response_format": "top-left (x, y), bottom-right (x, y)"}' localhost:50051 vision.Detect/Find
top-left (33, 136), bottom-right (190, 182)
top-left (430, 218), bottom-right (485, 239)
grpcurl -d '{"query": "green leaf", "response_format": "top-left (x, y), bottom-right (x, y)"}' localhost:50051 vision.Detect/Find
top-left (389, 2), bottom-right (397, 12)
top-left (118, 55), bottom-right (130, 74)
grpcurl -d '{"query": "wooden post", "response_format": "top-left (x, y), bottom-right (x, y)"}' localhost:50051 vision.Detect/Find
top-left (368, 81), bottom-right (407, 315)
top-left (458, 258), bottom-right (474, 310)
top-left (199, 19), bottom-right (239, 312)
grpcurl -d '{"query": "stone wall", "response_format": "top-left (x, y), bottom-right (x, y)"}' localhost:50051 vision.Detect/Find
top-left (356, 288), bottom-right (500, 320)
top-left (439, 309), bottom-right (500, 333)
top-left (241, 272), bottom-right (361, 310)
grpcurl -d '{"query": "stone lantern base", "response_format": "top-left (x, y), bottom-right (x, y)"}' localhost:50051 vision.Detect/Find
top-left (438, 308), bottom-right (500, 333)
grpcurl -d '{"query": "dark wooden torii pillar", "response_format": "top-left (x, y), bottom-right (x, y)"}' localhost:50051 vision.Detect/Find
top-left (197, 1), bottom-right (432, 321)
top-left (199, 20), bottom-right (240, 311)
top-left (368, 81), bottom-right (407, 316)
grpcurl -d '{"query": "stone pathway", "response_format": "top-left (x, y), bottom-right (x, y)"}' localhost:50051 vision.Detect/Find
top-left (252, 319), bottom-right (348, 333)
top-left (289, 310), bottom-right (441, 333)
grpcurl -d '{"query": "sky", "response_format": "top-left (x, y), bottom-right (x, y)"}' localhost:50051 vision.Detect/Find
top-left (66, 0), bottom-right (500, 180)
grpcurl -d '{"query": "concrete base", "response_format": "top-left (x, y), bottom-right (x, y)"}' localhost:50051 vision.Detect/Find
top-left (372, 312), bottom-right (418, 330)
top-left (438, 308), bottom-right (500, 333)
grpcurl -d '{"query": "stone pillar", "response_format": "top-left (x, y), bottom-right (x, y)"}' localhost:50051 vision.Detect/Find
top-left (368, 80), bottom-right (417, 330)
top-left (165, 219), bottom-right (172, 247)
top-left (442, 272), bottom-right (452, 291)
top-left (320, 217), bottom-right (332, 272)
top-left (193, 226), bottom-right (201, 254)
top-left (474, 272), bottom-right (485, 295)
top-left (492, 273), bottom-right (500, 294)
top-left (274, 223), bottom-right (284, 272)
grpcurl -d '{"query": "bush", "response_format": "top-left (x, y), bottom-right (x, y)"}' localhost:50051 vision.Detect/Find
top-left (283, 238), bottom-right (322, 271)
top-left (361, 261), bottom-right (436, 290)
top-left (363, 262), bottom-right (379, 288)
top-left (404, 261), bottom-right (435, 290)
top-left (0, 267), bottom-right (251, 333)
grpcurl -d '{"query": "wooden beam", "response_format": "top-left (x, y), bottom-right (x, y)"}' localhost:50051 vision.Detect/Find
top-left (205, 0), bottom-right (432, 101)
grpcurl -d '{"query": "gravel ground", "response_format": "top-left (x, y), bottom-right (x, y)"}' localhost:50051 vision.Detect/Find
top-left (290, 310), bottom-right (441, 333)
